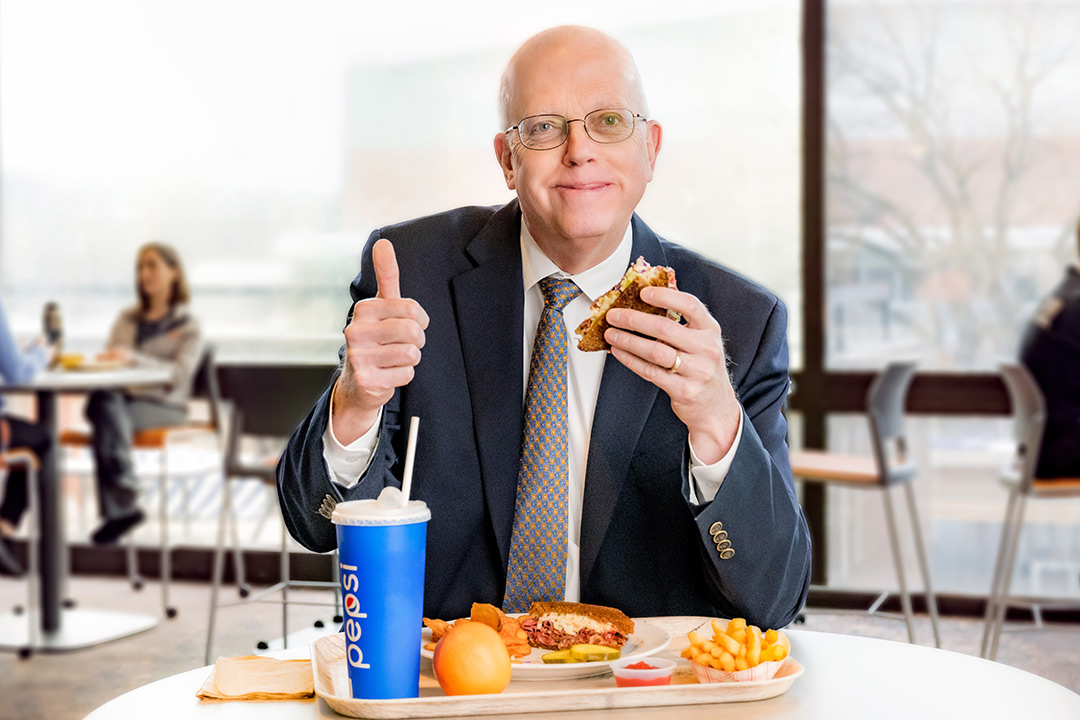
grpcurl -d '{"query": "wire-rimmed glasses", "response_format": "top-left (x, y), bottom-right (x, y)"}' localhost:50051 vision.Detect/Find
top-left (506, 108), bottom-right (647, 150)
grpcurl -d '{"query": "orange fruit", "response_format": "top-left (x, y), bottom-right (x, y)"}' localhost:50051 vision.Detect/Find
top-left (432, 620), bottom-right (512, 695)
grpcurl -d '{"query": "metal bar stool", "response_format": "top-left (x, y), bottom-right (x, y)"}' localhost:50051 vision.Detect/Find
top-left (790, 361), bottom-right (942, 647)
top-left (60, 347), bottom-right (222, 619)
top-left (204, 365), bottom-right (341, 664)
top-left (980, 363), bottom-right (1080, 660)
top-left (1, 437), bottom-right (41, 659)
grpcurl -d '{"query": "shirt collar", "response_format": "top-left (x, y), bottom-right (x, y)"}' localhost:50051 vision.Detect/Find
top-left (520, 222), bottom-right (634, 303)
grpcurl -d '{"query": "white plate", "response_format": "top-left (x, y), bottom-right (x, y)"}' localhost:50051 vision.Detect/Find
top-left (421, 618), bottom-right (671, 681)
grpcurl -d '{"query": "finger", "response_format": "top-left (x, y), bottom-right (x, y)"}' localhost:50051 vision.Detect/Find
top-left (359, 343), bottom-right (424, 370)
top-left (373, 238), bottom-right (401, 300)
top-left (640, 286), bottom-right (717, 329)
top-left (609, 346), bottom-right (682, 392)
top-left (606, 309), bottom-right (726, 375)
top-left (347, 318), bottom-right (426, 350)
top-left (346, 345), bottom-right (421, 386)
top-left (352, 298), bottom-right (430, 329)
top-left (605, 326), bottom-right (681, 371)
top-left (606, 307), bottom-right (689, 346)
top-left (347, 359), bottom-right (417, 394)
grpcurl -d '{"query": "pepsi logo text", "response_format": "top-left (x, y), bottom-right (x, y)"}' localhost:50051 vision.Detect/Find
top-left (340, 562), bottom-right (370, 670)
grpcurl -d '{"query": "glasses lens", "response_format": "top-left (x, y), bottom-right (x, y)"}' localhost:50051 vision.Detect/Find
top-left (585, 109), bottom-right (636, 143)
top-left (518, 115), bottom-right (567, 150)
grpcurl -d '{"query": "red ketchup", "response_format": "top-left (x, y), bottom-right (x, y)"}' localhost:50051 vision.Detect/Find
top-left (614, 662), bottom-right (673, 687)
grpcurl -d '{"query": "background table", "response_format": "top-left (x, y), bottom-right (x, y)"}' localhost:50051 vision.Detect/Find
top-left (85, 619), bottom-right (1080, 719)
top-left (0, 366), bottom-right (172, 652)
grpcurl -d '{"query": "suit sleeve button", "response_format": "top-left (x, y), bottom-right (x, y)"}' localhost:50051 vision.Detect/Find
top-left (708, 521), bottom-right (723, 535)
top-left (719, 548), bottom-right (735, 560)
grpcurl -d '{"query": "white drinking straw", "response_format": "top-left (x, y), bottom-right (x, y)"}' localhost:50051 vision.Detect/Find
top-left (400, 416), bottom-right (420, 504)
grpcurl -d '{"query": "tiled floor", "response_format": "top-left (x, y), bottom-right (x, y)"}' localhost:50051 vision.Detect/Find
top-left (0, 575), bottom-right (1077, 720)
top-left (0, 576), bottom-right (337, 720)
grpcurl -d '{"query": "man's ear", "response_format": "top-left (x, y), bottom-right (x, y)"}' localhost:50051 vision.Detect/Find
top-left (645, 120), bottom-right (663, 179)
top-left (494, 133), bottom-right (516, 190)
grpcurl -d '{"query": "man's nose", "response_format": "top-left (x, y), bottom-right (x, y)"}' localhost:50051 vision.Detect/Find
top-left (561, 119), bottom-right (596, 165)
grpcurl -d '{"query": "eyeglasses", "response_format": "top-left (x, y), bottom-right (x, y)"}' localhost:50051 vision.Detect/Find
top-left (506, 108), bottom-right (647, 151)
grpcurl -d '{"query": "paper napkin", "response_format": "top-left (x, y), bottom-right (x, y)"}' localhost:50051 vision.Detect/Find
top-left (197, 655), bottom-right (315, 702)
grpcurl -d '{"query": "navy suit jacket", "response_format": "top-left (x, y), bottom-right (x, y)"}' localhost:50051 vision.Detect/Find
top-left (1020, 266), bottom-right (1080, 478)
top-left (277, 200), bottom-right (811, 628)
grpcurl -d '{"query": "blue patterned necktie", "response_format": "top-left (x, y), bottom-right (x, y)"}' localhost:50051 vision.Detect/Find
top-left (503, 277), bottom-right (581, 613)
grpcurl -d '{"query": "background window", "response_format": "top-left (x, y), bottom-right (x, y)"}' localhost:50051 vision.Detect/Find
top-left (826, 0), bottom-right (1080, 371)
top-left (823, 0), bottom-right (1080, 601)
top-left (1, 1), bottom-right (801, 365)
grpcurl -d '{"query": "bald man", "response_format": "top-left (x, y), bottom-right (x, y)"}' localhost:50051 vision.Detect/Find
top-left (278, 26), bottom-right (811, 628)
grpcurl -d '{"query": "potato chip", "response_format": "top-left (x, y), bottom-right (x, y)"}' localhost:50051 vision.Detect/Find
top-left (470, 602), bottom-right (504, 631)
top-left (426, 609), bottom-right (531, 659)
top-left (497, 615), bottom-right (532, 658)
top-left (423, 617), bottom-right (454, 642)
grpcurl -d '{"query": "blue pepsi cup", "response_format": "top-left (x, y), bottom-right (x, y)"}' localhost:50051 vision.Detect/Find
top-left (332, 491), bottom-right (430, 699)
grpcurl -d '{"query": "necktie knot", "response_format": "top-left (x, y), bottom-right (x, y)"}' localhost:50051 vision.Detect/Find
top-left (539, 277), bottom-right (580, 312)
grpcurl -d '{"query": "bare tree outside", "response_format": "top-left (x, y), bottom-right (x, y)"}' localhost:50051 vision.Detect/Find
top-left (826, 0), bottom-right (1080, 370)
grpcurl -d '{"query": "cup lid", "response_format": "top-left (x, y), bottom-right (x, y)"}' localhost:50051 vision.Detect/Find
top-left (331, 491), bottom-right (430, 526)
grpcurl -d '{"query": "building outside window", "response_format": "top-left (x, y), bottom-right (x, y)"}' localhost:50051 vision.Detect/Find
top-left (824, 0), bottom-right (1080, 598)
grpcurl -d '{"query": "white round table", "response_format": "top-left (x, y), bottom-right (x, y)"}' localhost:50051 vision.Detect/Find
top-left (85, 622), bottom-right (1080, 719)
top-left (0, 367), bottom-right (172, 652)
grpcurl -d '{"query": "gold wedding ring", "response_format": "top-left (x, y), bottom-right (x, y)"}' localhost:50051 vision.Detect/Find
top-left (668, 350), bottom-right (682, 374)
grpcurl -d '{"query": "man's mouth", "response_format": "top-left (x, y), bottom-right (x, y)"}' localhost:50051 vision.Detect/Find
top-left (555, 182), bottom-right (612, 192)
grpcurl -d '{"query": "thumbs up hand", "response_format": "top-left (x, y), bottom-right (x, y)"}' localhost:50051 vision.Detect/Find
top-left (332, 239), bottom-right (430, 443)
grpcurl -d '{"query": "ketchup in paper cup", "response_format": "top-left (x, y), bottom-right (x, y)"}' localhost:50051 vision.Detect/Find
top-left (611, 657), bottom-right (675, 687)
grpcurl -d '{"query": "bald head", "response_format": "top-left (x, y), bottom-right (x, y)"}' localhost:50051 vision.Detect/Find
top-left (498, 26), bottom-right (648, 129)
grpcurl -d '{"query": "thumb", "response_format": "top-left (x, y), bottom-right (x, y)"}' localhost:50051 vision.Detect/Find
top-left (372, 238), bottom-right (401, 300)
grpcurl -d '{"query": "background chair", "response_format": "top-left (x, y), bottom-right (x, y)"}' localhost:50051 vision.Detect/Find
top-left (204, 364), bottom-right (340, 664)
top-left (60, 347), bottom-right (222, 619)
top-left (1, 434), bottom-right (41, 659)
top-left (980, 363), bottom-right (1080, 660)
top-left (790, 361), bottom-right (941, 647)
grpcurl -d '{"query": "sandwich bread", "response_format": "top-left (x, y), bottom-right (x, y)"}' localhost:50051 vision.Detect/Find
top-left (519, 601), bottom-right (635, 650)
top-left (575, 256), bottom-right (680, 352)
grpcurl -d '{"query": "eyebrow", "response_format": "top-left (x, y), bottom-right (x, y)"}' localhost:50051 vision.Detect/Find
top-left (525, 104), bottom-right (630, 117)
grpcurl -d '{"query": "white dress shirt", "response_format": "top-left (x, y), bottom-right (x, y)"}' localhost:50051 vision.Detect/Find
top-left (322, 222), bottom-right (743, 601)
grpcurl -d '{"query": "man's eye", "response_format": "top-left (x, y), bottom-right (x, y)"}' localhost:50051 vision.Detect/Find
top-left (601, 113), bottom-right (623, 126)
top-left (524, 120), bottom-right (560, 138)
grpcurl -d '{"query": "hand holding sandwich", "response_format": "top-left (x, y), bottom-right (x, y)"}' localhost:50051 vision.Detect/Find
top-left (332, 239), bottom-right (430, 444)
top-left (603, 285), bottom-right (741, 466)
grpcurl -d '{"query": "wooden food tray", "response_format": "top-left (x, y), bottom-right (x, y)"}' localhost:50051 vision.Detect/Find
top-left (310, 617), bottom-right (804, 719)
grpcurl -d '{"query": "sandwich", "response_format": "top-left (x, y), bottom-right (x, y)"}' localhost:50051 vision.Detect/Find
top-left (575, 256), bottom-right (680, 352)
top-left (519, 601), bottom-right (635, 650)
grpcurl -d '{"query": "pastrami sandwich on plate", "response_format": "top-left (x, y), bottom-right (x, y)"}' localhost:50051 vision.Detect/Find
top-left (520, 601), bottom-right (635, 650)
top-left (575, 256), bottom-right (680, 352)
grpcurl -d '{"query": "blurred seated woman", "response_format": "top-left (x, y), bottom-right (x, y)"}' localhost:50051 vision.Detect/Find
top-left (0, 298), bottom-right (55, 574)
top-left (86, 242), bottom-right (202, 544)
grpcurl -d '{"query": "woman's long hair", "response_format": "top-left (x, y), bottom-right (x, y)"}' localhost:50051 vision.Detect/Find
top-left (137, 242), bottom-right (190, 312)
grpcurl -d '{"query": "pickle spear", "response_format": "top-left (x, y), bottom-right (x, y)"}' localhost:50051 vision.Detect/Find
top-left (569, 644), bottom-right (621, 662)
top-left (541, 649), bottom-right (582, 664)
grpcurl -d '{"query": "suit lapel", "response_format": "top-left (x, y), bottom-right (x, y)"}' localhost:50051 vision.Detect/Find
top-left (450, 201), bottom-right (525, 568)
top-left (579, 215), bottom-right (669, 591)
